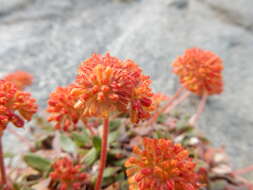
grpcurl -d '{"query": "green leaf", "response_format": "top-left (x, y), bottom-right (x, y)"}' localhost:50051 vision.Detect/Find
top-left (210, 181), bottom-right (227, 190)
top-left (108, 130), bottom-right (119, 144)
top-left (115, 171), bottom-right (125, 181)
top-left (103, 167), bottom-right (120, 178)
top-left (179, 126), bottom-right (194, 133)
top-left (153, 130), bottom-right (163, 139)
top-left (13, 184), bottom-right (33, 190)
top-left (153, 130), bottom-right (171, 139)
top-left (175, 119), bottom-right (188, 129)
top-left (109, 120), bottom-right (121, 130)
top-left (82, 148), bottom-right (97, 166)
top-left (23, 153), bottom-right (51, 172)
top-left (198, 136), bottom-right (210, 144)
top-left (114, 158), bottom-right (127, 167)
top-left (59, 134), bottom-right (76, 153)
top-left (92, 136), bottom-right (102, 152)
top-left (157, 114), bottom-right (166, 123)
top-left (71, 131), bottom-right (90, 146)
top-left (4, 152), bottom-right (15, 158)
top-left (82, 128), bottom-right (92, 142)
top-left (120, 181), bottom-right (129, 190)
top-left (12, 184), bottom-right (21, 190)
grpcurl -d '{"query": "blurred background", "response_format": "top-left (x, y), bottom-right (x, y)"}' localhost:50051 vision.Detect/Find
top-left (0, 0), bottom-right (252, 172)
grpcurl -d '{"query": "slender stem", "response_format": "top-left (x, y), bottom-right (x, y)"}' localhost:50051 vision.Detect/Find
top-left (233, 165), bottom-right (253, 175)
top-left (236, 176), bottom-right (253, 189)
top-left (0, 136), bottom-right (7, 186)
top-left (7, 127), bottom-right (33, 148)
top-left (148, 87), bottom-right (184, 126)
top-left (189, 91), bottom-right (208, 126)
top-left (95, 118), bottom-right (109, 190)
top-left (53, 131), bottom-right (61, 155)
top-left (164, 91), bottom-right (191, 113)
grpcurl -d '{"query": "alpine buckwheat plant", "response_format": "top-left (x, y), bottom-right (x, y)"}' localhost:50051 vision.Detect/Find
top-left (172, 48), bottom-right (224, 126)
top-left (49, 157), bottom-right (89, 190)
top-left (3, 70), bottom-right (33, 90)
top-left (125, 138), bottom-right (202, 190)
top-left (151, 48), bottom-right (224, 126)
top-left (0, 80), bottom-right (37, 135)
top-left (0, 79), bottom-right (37, 187)
top-left (72, 53), bottom-right (153, 190)
top-left (2, 48), bottom-right (251, 190)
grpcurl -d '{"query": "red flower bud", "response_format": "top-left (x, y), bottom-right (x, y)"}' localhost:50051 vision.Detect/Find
top-left (50, 157), bottom-right (89, 190)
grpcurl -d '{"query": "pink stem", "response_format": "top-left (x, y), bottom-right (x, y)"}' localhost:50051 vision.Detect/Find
top-left (7, 127), bottom-right (33, 149)
top-left (0, 136), bottom-right (7, 186)
top-left (148, 87), bottom-right (184, 126)
top-left (53, 131), bottom-right (61, 155)
top-left (233, 165), bottom-right (253, 175)
top-left (189, 91), bottom-right (208, 126)
top-left (236, 176), bottom-right (253, 189)
top-left (95, 118), bottom-right (109, 190)
top-left (164, 91), bottom-right (191, 113)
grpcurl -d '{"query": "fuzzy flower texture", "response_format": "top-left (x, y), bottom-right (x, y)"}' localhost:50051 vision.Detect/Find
top-left (4, 71), bottom-right (33, 90)
top-left (125, 138), bottom-right (202, 190)
top-left (172, 48), bottom-right (223, 96)
top-left (47, 84), bottom-right (80, 131)
top-left (0, 80), bottom-right (37, 135)
top-left (48, 53), bottom-right (154, 130)
top-left (74, 53), bottom-right (153, 123)
top-left (50, 157), bottom-right (89, 190)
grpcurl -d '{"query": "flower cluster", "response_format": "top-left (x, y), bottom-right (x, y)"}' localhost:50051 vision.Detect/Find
top-left (0, 80), bottom-right (37, 135)
top-left (172, 48), bottom-right (223, 96)
top-left (125, 138), bottom-right (202, 190)
top-left (50, 157), bottom-right (89, 190)
top-left (47, 84), bottom-right (81, 131)
top-left (3, 71), bottom-right (33, 90)
top-left (71, 53), bottom-right (153, 123)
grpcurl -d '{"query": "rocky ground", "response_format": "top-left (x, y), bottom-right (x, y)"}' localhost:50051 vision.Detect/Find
top-left (0, 0), bottom-right (253, 172)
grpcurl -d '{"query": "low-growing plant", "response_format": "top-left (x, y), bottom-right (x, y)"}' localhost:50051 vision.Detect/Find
top-left (0, 49), bottom-right (252, 190)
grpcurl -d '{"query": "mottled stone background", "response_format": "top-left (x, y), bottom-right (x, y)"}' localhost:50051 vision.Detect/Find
top-left (0, 0), bottom-right (253, 171)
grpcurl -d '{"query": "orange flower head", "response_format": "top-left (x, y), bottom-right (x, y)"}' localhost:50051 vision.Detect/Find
top-left (0, 80), bottom-right (37, 135)
top-left (125, 138), bottom-right (202, 190)
top-left (73, 53), bottom-right (153, 122)
top-left (47, 84), bottom-right (80, 131)
top-left (172, 48), bottom-right (223, 96)
top-left (130, 73), bottom-right (153, 123)
top-left (50, 157), bottom-right (89, 190)
top-left (4, 71), bottom-right (33, 90)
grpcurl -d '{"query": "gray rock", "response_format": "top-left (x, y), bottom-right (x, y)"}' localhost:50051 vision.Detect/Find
top-left (0, 0), bottom-right (253, 170)
top-left (204, 0), bottom-right (253, 31)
